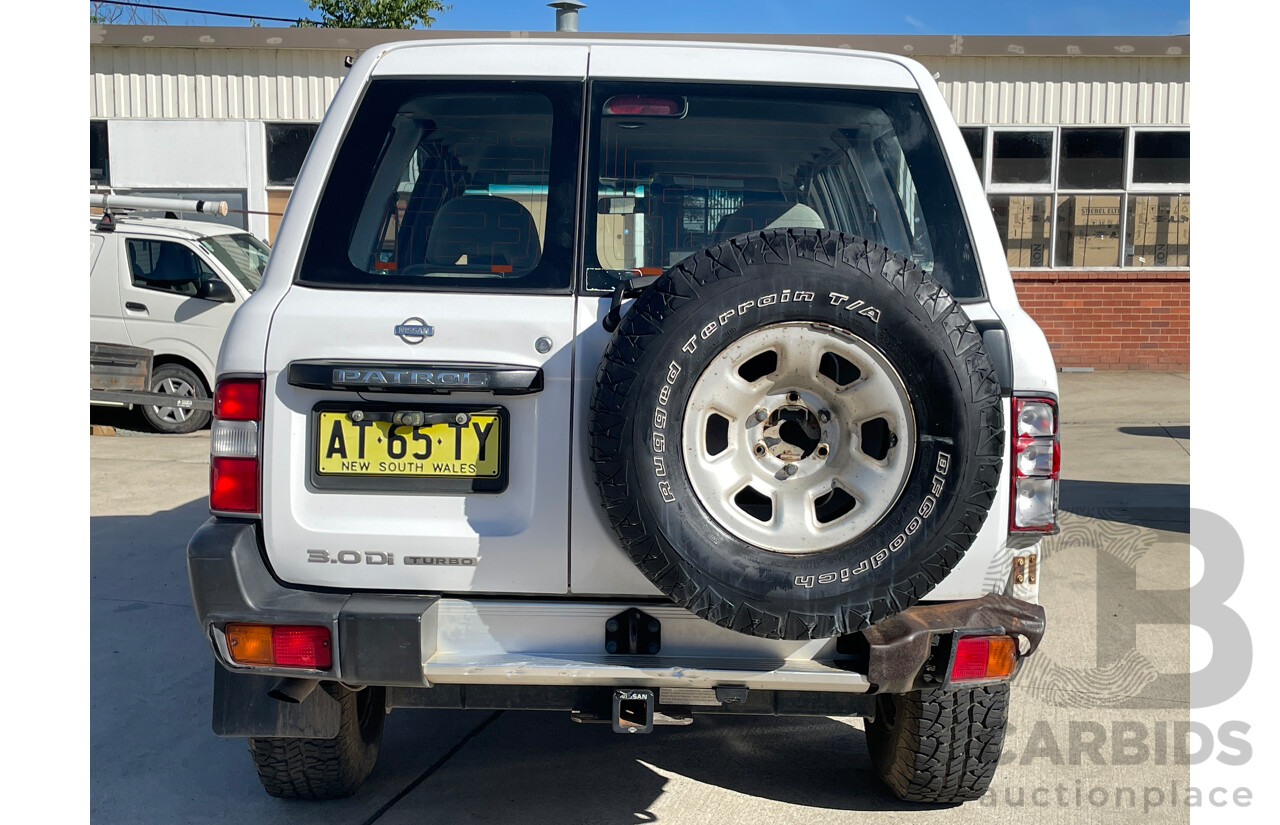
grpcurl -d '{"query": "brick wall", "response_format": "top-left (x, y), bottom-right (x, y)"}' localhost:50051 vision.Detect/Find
top-left (1011, 271), bottom-right (1189, 370)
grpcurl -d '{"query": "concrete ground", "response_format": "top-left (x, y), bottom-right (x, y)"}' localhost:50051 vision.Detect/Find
top-left (90, 372), bottom-right (1190, 824)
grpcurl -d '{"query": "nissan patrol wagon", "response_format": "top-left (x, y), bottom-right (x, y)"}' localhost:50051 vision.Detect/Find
top-left (187, 38), bottom-right (1059, 804)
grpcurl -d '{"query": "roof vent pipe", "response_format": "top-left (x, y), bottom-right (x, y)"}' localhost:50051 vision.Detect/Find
top-left (548, 1), bottom-right (585, 32)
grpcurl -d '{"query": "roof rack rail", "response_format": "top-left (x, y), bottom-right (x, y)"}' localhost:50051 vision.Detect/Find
top-left (91, 192), bottom-right (229, 232)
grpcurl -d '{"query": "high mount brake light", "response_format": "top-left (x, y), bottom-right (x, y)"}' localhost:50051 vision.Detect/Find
top-left (210, 377), bottom-right (264, 515)
top-left (1010, 397), bottom-right (1059, 532)
top-left (603, 95), bottom-right (687, 117)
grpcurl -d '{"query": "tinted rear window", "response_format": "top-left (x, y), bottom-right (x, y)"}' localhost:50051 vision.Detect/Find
top-left (586, 83), bottom-right (982, 299)
top-left (298, 80), bottom-right (581, 291)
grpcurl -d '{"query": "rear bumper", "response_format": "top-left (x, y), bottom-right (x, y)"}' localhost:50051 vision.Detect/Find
top-left (189, 518), bottom-right (1044, 698)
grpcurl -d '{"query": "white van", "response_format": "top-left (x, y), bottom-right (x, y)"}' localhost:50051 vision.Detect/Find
top-left (89, 213), bottom-right (269, 432)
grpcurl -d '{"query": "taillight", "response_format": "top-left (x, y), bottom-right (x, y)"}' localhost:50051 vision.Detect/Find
top-left (210, 377), bottom-right (263, 516)
top-left (225, 623), bottom-right (332, 669)
top-left (949, 634), bottom-right (1018, 683)
top-left (1010, 396), bottom-right (1059, 532)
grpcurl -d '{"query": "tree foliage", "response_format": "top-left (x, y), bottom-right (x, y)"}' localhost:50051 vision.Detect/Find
top-left (308, 0), bottom-right (450, 29)
top-left (90, 2), bottom-right (166, 24)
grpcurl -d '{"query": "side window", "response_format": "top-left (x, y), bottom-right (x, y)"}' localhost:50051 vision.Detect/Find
top-left (126, 239), bottom-right (216, 297)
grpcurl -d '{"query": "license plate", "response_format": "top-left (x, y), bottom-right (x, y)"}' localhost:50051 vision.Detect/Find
top-left (316, 411), bottom-right (501, 478)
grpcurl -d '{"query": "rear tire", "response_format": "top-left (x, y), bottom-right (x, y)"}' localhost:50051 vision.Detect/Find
top-left (865, 684), bottom-right (1009, 803)
top-left (139, 363), bottom-right (211, 434)
top-left (248, 685), bottom-right (386, 799)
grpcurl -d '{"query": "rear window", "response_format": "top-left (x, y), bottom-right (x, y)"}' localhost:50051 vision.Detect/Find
top-left (586, 83), bottom-right (982, 299)
top-left (298, 80), bottom-right (581, 291)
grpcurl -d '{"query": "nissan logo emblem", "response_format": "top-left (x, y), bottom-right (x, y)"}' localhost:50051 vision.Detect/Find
top-left (394, 317), bottom-right (435, 344)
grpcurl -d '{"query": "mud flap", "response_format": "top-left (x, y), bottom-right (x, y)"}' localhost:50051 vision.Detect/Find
top-left (211, 666), bottom-right (341, 738)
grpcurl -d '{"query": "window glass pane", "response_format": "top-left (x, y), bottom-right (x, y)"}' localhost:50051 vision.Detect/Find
top-left (1133, 132), bottom-right (1190, 184)
top-left (991, 131), bottom-right (1052, 185)
top-left (989, 195), bottom-right (1051, 267)
top-left (266, 123), bottom-right (319, 186)
top-left (90, 121), bottom-right (109, 184)
top-left (961, 128), bottom-right (984, 176)
top-left (126, 239), bottom-right (216, 296)
top-left (301, 80), bottom-right (578, 291)
top-left (199, 233), bottom-right (270, 292)
top-left (1126, 194), bottom-right (1189, 267)
top-left (590, 83), bottom-right (981, 298)
top-left (1054, 195), bottom-right (1122, 267)
top-left (1059, 129), bottom-right (1124, 190)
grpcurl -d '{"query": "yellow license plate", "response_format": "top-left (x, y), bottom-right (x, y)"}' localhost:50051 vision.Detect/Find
top-left (316, 412), bottom-right (501, 477)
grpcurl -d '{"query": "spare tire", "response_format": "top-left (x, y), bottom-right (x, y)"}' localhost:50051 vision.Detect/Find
top-left (589, 229), bottom-right (1003, 640)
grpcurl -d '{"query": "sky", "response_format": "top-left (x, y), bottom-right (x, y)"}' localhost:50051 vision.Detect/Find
top-left (96, 0), bottom-right (1192, 35)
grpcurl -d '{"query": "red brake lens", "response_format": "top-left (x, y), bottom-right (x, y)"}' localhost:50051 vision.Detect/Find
top-left (271, 626), bottom-right (332, 669)
top-left (603, 95), bottom-right (686, 117)
top-left (951, 636), bottom-right (991, 681)
top-left (215, 378), bottom-right (262, 420)
top-left (210, 456), bottom-right (259, 513)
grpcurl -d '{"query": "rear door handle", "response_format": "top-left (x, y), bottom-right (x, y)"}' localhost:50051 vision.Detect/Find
top-left (125, 301), bottom-right (148, 313)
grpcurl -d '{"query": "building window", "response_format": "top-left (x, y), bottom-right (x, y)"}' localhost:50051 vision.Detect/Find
top-left (1132, 131), bottom-right (1190, 185)
top-left (266, 123), bottom-right (319, 186)
top-left (1055, 194), bottom-right (1123, 267)
top-left (1126, 194), bottom-right (1190, 267)
top-left (960, 128), bottom-right (984, 176)
top-left (968, 126), bottom-right (1188, 268)
top-left (1058, 129), bottom-right (1125, 190)
top-left (991, 131), bottom-right (1053, 186)
top-left (91, 121), bottom-right (109, 184)
top-left (990, 195), bottom-right (1051, 268)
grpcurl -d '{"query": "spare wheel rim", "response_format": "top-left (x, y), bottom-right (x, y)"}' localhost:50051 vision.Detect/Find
top-left (681, 321), bottom-right (916, 554)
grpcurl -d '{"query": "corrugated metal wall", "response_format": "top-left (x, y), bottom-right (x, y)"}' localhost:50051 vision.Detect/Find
top-left (89, 47), bottom-right (1189, 126)
top-left (918, 56), bottom-right (1189, 126)
top-left (90, 47), bottom-right (347, 121)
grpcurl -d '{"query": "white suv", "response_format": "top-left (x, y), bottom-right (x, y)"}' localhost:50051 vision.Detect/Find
top-left (188, 39), bottom-right (1060, 803)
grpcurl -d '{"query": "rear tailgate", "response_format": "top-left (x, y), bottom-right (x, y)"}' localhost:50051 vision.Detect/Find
top-left (260, 286), bottom-right (575, 594)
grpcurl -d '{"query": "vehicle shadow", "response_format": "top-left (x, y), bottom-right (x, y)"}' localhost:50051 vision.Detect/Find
top-left (1118, 425), bottom-right (1190, 440)
top-left (378, 709), bottom-right (946, 821)
top-left (1059, 479), bottom-right (1189, 534)
top-left (90, 499), bottom-right (945, 823)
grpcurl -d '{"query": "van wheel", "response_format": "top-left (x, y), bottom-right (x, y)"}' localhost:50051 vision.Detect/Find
top-left (140, 363), bottom-right (210, 434)
top-left (248, 686), bottom-right (386, 799)
top-left (865, 685), bottom-right (1009, 803)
